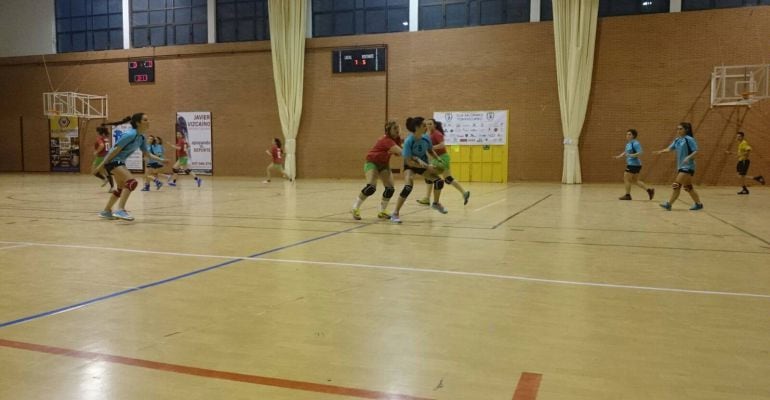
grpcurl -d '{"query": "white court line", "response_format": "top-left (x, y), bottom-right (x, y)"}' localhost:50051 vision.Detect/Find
top-left (473, 198), bottom-right (505, 212)
top-left (0, 244), bottom-right (30, 251)
top-left (1, 240), bottom-right (769, 300)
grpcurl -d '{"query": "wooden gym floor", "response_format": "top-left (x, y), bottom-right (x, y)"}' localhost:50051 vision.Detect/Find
top-left (0, 173), bottom-right (768, 400)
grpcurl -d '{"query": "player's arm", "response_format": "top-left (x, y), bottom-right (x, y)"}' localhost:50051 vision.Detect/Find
top-left (388, 145), bottom-right (402, 156)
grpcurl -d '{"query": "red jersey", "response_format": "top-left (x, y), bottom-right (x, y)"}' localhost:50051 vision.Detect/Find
top-left (94, 136), bottom-right (108, 157)
top-left (271, 145), bottom-right (283, 164)
top-left (429, 130), bottom-right (446, 156)
top-left (366, 135), bottom-right (400, 166)
top-left (176, 137), bottom-right (188, 157)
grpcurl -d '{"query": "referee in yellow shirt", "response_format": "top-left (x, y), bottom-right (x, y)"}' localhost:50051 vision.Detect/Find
top-left (728, 131), bottom-right (765, 194)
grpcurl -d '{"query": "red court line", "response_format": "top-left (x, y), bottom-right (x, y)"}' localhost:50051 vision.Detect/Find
top-left (0, 339), bottom-right (433, 400)
top-left (512, 372), bottom-right (542, 400)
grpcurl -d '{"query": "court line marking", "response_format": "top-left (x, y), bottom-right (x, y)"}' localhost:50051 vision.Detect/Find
top-left (473, 198), bottom-right (505, 212)
top-left (492, 194), bottom-right (552, 229)
top-left (0, 224), bottom-right (368, 329)
top-left (512, 372), bottom-right (542, 400)
top-left (704, 211), bottom-right (770, 245)
top-left (0, 339), bottom-right (432, 400)
top-left (1, 240), bottom-right (769, 300)
top-left (0, 244), bottom-right (29, 251)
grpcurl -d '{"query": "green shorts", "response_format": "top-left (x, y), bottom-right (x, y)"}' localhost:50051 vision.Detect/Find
top-left (92, 156), bottom-right (104, 167)
top-left (178, 156), bottom-right (189, 165)
top-left (438, 153), bottom-right (451, 170)
top-left (269, 162), bottom-right (284, 170)
top-left (364, 162), bottom-right (389, 173)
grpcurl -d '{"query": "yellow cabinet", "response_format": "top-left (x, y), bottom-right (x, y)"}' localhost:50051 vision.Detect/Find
top-left (446, 145), bottom-right (508, 183)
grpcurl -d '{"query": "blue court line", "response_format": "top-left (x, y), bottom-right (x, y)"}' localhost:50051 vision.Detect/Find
top-left (0, 224), bottom-right (368, 329)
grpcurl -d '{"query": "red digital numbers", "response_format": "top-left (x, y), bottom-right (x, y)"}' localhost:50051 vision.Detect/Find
top-left (129, 61), bottom-right (138, 69)
top-left (134, 74), bottom-right (148, 82)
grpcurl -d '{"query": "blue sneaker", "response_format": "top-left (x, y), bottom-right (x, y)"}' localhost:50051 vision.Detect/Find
top-left (168, 181), bottom-right (177, 187)
top-left (99, 210), bottom-right (114, 220)
top-left (112, 210), bottom-right (135, 221)
top-left (689, 203), bottom-right (704, 211)
top-left (659, 202), bottom-right (672, 211)
top-left (431, 202), bottom-right (448, 214)
top-left (390, 213), bottom-right (402, 224)
top-left (195, 177), bottom-right (202, 187)
top-left (155, 180), bottom-right (163, 190)
top-left (141, 185), bottom-right (150, 191)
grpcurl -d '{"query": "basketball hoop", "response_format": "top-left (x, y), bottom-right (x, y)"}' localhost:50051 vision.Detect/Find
top-left (740, 91), bottom-right (756, 100)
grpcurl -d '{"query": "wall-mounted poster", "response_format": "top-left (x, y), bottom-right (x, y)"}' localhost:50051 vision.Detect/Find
top-left (49, 116), bottom-right (80, 172)
top-left (176, 112), bottom-right (213, 174)
top-left (433, 110), bottom-right (508, 145)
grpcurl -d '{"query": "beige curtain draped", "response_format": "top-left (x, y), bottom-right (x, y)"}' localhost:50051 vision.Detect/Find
top-left (268, 0), bottom-right (307, 179)
top-left (553, 0), bottom-right (598, 184)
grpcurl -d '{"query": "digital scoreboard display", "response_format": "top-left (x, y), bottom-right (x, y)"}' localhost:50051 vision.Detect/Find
top-left (128, 59), bottom-right (155, 83)
top-left (332, 47), bottom-right (387, 73)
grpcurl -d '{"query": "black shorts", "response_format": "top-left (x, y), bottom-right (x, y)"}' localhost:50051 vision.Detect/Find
top-left (404, 164), bottom-right (427, 175)
top-left (678, 169), bottom-right (695, 176)
top-left (147, 163), bottom-right (162, 169)
top-left (104, 161), bottom-right (125, 173)
top-left (625, 165), bottom-right (642, 174)
top-left (737, 160), bottom-right (750, 176)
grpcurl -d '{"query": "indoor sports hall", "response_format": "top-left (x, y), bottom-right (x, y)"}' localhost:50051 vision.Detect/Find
top-left (1, 1), bottom-right (769, 400)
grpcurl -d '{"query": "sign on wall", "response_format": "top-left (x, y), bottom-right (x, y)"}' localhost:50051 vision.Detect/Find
top-left (176, 112), bottom-right (213, 174)
top-left (433, 110), bottom-right (508, 145)
top-left (49, 116), bottom-right (80, 172)
top-left (111, 122), bottom-right (144, 172)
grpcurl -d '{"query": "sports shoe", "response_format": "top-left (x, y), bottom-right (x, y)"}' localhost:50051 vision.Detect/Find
top-left (195, 177), bottom-right (202, 187)
top-left (141, 185), bottom-right (150, 191)
top-left (689, 203), bottom-right (704, 211)
top-left (738, 188), bottom-right (750, 195)
top-left (463, 191), bottom-right (471, 205)
top-left (99, 210), bottom-right (114, 220)
top-left (390, 213), bottom-right (402, 224)
top-left (659, 202), bottom-right (672, 211)
top-left (431, 202), bottom-right (448, 214)
top-left (754, 175), bottom-right (765, 185)
top-left (155, 180), bottom-right (163, 190)
top-left (618, 194), bottom-right (632, 200)
top-left (352, 208), bottom-right (362, 220)
top-left (262, 180), bottom-right (270, 184)
top-left (647, 188), bottom-right (655, 200)
top-left (377, 211), bottom-right (391, 219)
top-left (168, 181), bottom-right (177, 187)
top-left (416, 198), bottom-right (430, 205)
top-left (112, 210), bottom-right (135, 221)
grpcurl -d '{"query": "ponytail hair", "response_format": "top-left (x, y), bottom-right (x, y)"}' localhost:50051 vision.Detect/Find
top-left (274, 137), bottom-right (282, 148)
top-left (103, 116), bottom-right (131, 126)
top-left (435, 120), bottom-right (444, 134)
top-left (96, 126), bottom-right (109, 136)
top-left (405, 116), bottom-right (425, 133)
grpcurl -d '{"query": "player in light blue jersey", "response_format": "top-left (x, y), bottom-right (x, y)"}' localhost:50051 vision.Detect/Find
top-left (390, 116), bottom-right (445, 223)
top-left (93, 113), bottom-right (167, 221)
top-left (654, 122), bottom-right (703, 211)
top-left (614, 129), bottom-right (654, 201)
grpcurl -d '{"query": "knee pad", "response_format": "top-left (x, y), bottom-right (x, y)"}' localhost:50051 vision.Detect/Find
top-left (184, 169), bottom-right (191, 174)
top-left (400, 185), bottom-right (413, 198)
top-left (684, 184), bottom-right (693, 192)
top-left (112, 188), bottom-right (123, 198)
top-left (361, 184), bottom-right (376, 197)
top-left (424, 178), bottom-right (433, 184)
top-left (433, 179), bottom-right (445, 190)
top-left (444, 176), bottom-right (454, 184)
top-left (383, 186), bottom-right (395, 199)
top-left (125, 179), bottom-right (138, 191)
top-left (672, 182), bottom-right (681, 190)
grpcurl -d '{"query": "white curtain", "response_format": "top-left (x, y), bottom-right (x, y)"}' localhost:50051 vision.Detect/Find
top-left (553, 0), bottom-right (599, 184)
top-left (268, 0), bottom-right (307, 180)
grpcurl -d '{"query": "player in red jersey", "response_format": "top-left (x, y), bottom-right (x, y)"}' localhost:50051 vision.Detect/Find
top-left (263, 138), bottom-right (291, 183)
top-left (416, 119), bottom-right (470, 206)
top-left (168, 131), bottom-right (202, 187)
top-left (92, 126), bottom-right (114, 190)
top-left (351, 121), bottom-right (403, 220)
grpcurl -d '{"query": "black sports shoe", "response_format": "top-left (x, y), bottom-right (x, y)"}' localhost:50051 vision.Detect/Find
top-left (646, 188), bottom-right (655, 200)
top-left (754, 175), bottom-right (765, 185)
top-left (618, 194), bottom-right (632, 200)
top-left (738, 188), bottom-right (750, 195)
